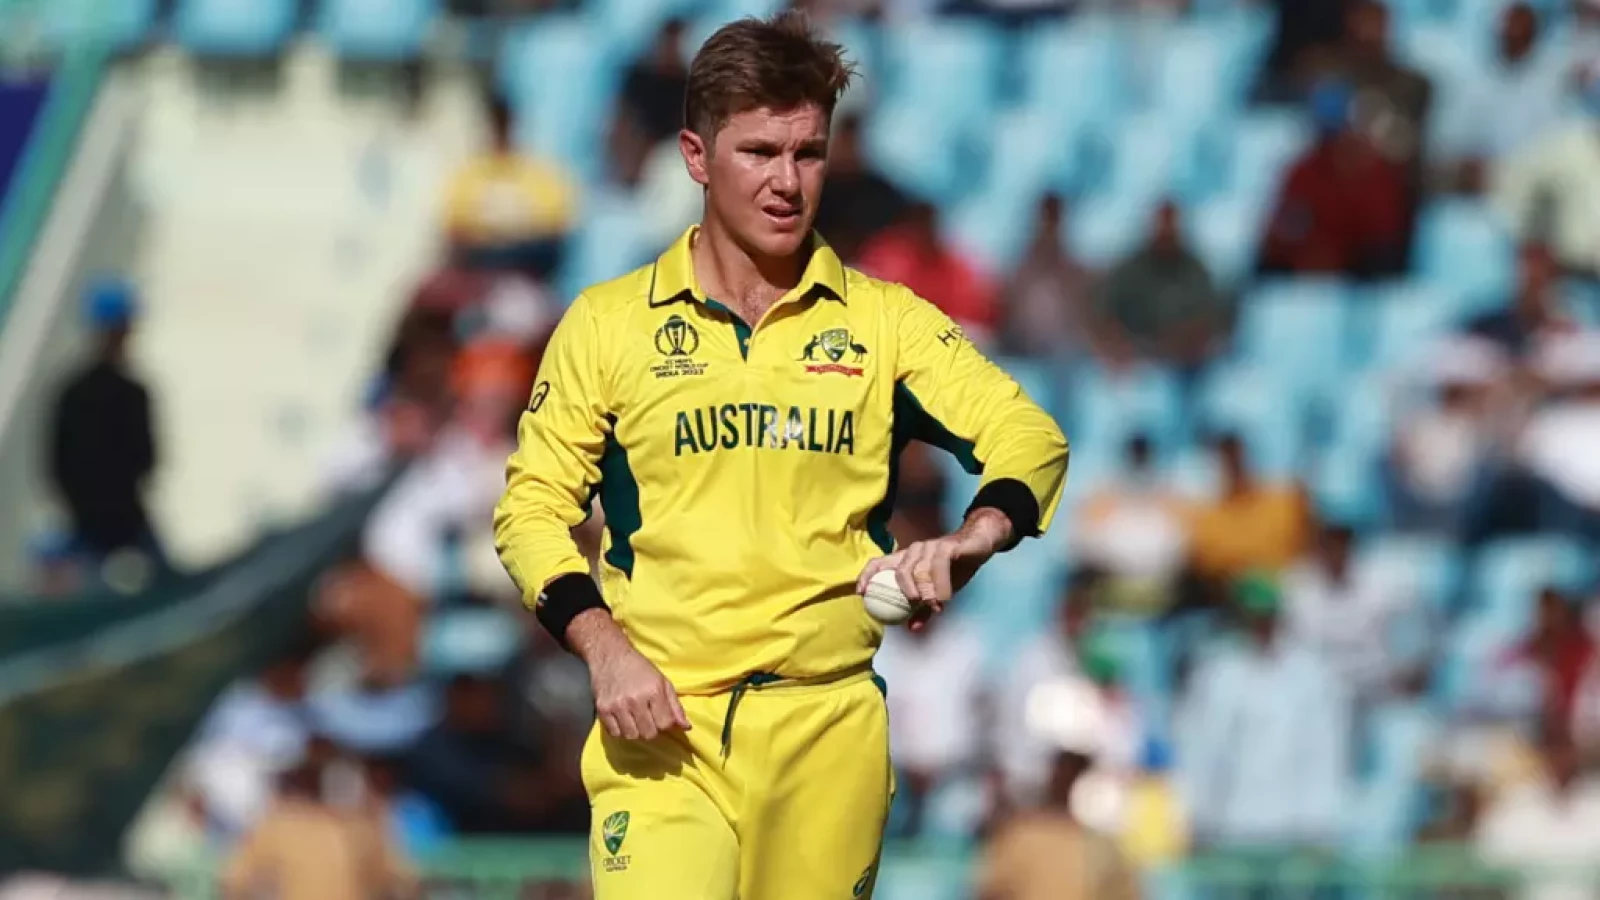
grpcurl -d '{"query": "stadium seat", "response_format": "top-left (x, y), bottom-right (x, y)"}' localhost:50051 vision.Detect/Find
top-left (1149, 21), bottom-right (1251, 127)
top-left (175, 0), bottom-right (297, 57)
top-left (1470, 536), bottom-right (1595, 631)
top-left (1234, 279), bottom-right (1352, 406)
top-left (1186, 194), bottom-right (1266, 288)
top-left (864, 104), bottom-right (968, 206)
top-left (1345, 701), bottom-right (1435, 856)
top-left (1066, 363), bottom-right (1186, 460)
top-left (497, 16), bottom-right (620, 184)
top-left (1415, 201), bottom-right (1517, 302)
top-left (560, 188), bottom-right (653, 303)
top-left (1314, 371), bottom-right (1393, 521)
top-left (1355, 535), bottom-right (1462, 615)
top-left (602, 0), bottom-right (701, 61)
top-left (1103, 115), bottom-right (1200, 208)
top-left (1018, 18), bottom-right (1127, 127)
top-left (1399, 21), bottom-right (1479, 85)
top-left (880, 19), bottom-right (1003, 133)
top-left (44, 0), bottom-right (158, 50)
top-left (1194, 363), bottom-right (1303, 478)
top-left (1349, 282), bottom-right (1462, 372)
top-left (316, 0), bottom-right (438, 61)
top-left (1220, 110), bottom-right (1312, 205)
top-left (1069, 194), bottom-right (1154, 268)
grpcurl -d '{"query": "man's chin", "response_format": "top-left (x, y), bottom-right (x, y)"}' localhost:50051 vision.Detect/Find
top-left (750, 226), bottom-right (810, 260)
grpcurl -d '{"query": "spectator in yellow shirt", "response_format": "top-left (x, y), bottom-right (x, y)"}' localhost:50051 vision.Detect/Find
top-left (1187, 433), bottom-right (1312, 585)
top-left (443, 90), bottom-right (578, 280)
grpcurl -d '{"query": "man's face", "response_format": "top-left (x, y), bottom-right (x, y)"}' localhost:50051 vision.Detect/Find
top-left (1500, 7), bottom-right (1536, 63)
top-left (682, 104), bottom-right (830, 260)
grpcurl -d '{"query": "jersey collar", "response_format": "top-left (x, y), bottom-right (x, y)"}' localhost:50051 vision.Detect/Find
top-left (647, 226), bottom-right (848, 309)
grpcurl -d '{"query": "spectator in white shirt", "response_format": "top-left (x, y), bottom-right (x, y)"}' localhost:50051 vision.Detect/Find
top-left (1388, 337), bottom-right (1509, 531)
top-left (875, 611), bottom-right (989, 838)
top-left (1492, 65), bottom-right (1600, 279)
top-left (1517, 332), bottom-right (1600, 539)
top-left (1436, 3), bottom-right (1570, 193)
top-left (1076, 435), bottom-right (1191, 615)
top-left (997, 570), bottom-right (1101, 803)
top-left (1477, 726), bottom-right (1600, 900)
top-left (1282, 521), bottom-right (1424, 704)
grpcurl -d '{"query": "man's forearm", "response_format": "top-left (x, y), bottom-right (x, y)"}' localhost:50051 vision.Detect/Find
top-left (565, 607), bottom-right (632, 666)
top-left (958, 507), bottom-right (1014, 556)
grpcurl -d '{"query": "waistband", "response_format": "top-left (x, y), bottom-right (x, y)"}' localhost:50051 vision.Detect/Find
top-left (718, 662), bottom-right (878, 758)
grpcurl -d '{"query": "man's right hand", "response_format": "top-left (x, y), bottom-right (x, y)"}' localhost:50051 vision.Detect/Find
top-left (566, 608), bottom-right (690, 741)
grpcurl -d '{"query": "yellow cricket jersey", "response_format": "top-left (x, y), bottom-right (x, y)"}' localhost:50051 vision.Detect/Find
top-left (494, 227), bottom-right (1069, 695)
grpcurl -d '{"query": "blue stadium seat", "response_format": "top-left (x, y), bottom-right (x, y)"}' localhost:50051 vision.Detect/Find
top-left (1355, 535), bottom-right (1462, 615)
top-left (1098, 617), bottom-right (1176, 741)
top-left (1345, 701), bottom-right (1435, 856)
top-left (1149, 21), bottom-right (1251, 127)
top-left (1471, 536), bottom-right (1595, 632)
top-left (1019, 19), bottom-right (1127, 127)
top-left (880, 19), bottom-right (1003, 132)
top-left (1069, 195), bottom-right (1153, 268)
top-left (1186, 194), bottom-right (1266, 288)
top-left (1399, 21), bottom-right (1479, 85)
top-left (1313, 369), bottom-right (1396, 526)
top-left (1066, 363), bottom-right (1185, 460)
top-left (1234, 279), bottom-right (1352, 406)
top-left (1103, 115), bottom-right (1200, 208)
top-left (560, 188), bottom-right (653, 303)
top-left (1221, 111), bottom-right (1312, 205)
top-left (316, 0), bottom-right (437, 61)
top-left (944, 187), bottom-right (1034, 276)
top-left (1416, 201), bottom-right (1517, 300)
top-left (1348, 282), bottom-right (1463, 371)
top-left (175, 0), bottom-right (296, 57)
top-left (864, 104), bottom-right (967, 205)
top-left (603, 0), bottom-right (701, 61)
top-left (1195, 363), bottom-right (1303, 478)
top-left (498, 16), bottom-right (621, 184)
top-left (44, 0), bottom-right (157, 49)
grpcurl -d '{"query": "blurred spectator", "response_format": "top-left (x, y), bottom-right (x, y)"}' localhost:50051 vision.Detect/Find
top-left (312, 561), bottom-right (424, 687)
top-left (619, 19), bottom-right (690, 145)
top-left (998, 569), bottom-right (1101, 801)
top-left (402, 673), bottom-right (588, 834)
top-left (998, 193), bottom-right (1096, 360)
top-left (1282, 520), bottom-right (1424, 703)
top-left (858, 200), bottom-right (999, 344)
top-left (1176, 576), bottom-right (1352, 852)
top-left (1477, 589), bottom-right (1593, 738)
top-left (890, 441), bottom-right (949, 546)
top-left (1075, 435), bottom-right (1191, 615)
top-left (1465, 243), bottom-right (1580, 360)
top-left (624, 107), bottom-right (706, 250)
top-left (443, 90), bottom-right (576, 280)
top-left (1387, 338), bottom-right (1509, 532)
top-left (1256, 0), bottom-right (1347, 103)
top-left (876, 611), bottom-right (988, 837)
top-left (940, 0), bottom-right (1072, 29)
top-left (48, 278), bottom-right (166, 589)
top-left (1436, 3), bottom-right (1567, 194)
top-left (815, 113), bottom-right (908, 264)
top-left (1259, 78), bottom-right (1411, 280)
top-left (1476, 726), bottom-right (1600, 900)
top-left (363, 338), bottom-right (531, 597)
top-left (1492, 64), bottom-right (1600, 280)
top-left (1187, 434), bottom-right (1313, 586)
top-left (1097, 200), bottom-right (1229, 381)
top-left (1310, 0), bottom-right (1433, 170)
top-left (188, 638), bottom-right (318, 839)
top-left (222, 738), bottom-right (417, 900)
top-left (976, 710), bottom-right (1141, 900)
top-left (1466, 333), bottom-right (1600, 543)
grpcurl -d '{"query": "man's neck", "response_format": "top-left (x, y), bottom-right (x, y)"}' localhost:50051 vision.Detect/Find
top-left (693, 218), bottom-right (806, 323)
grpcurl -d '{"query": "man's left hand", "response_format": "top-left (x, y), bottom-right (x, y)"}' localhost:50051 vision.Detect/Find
top-left (855, 508), bottom-right (1012, 630)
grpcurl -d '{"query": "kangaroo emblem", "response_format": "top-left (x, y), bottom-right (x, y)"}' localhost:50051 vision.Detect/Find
top-left (798, 336), bottom-right (822, 361)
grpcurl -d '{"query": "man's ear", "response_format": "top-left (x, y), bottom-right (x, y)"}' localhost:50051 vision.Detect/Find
top-left (680, 128), bottom-right (710, 187)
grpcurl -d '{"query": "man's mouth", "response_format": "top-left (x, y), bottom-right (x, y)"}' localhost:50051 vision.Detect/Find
top-left (762, 205), bottom-right (802, 225)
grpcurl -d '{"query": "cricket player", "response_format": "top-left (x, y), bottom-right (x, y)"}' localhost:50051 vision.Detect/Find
top-left (494, 12), bottom-right (1069, 899)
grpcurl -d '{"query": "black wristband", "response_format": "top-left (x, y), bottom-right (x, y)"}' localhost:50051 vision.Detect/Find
top-left (964, 478), bottom-right (1041, 553)
top-left (536, 573), bottom-right (610, 649)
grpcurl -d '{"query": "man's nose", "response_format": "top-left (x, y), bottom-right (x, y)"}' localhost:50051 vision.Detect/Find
top-left (771, 156), bottom-right (800, 196)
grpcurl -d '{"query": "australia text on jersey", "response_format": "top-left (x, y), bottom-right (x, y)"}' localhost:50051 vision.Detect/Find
top-left (673, 404), bottom-right (856, 456)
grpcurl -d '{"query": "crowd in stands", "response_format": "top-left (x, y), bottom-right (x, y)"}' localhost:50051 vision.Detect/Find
top-left (27, 0), bottom-right (1600, 895)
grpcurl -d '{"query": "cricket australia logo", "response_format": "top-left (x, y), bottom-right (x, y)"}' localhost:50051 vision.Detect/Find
top-left (798, 327), bottom-right (867, 376)
top-left (600, 810), bottom-right (632, 872)
top-left (650, 315), bottom-right (707, 379)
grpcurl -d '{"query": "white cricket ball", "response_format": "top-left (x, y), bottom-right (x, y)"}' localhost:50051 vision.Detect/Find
top-left (862, 569), bottom-right (919, 625)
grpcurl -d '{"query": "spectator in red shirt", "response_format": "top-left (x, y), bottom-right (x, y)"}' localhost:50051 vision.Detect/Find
top-left (1259, 78), bottom-right (1411, 281)
top-left (857, 200), bottom-right (999, 345)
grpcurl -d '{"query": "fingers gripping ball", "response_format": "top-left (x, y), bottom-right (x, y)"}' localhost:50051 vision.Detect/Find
top-left (862, 569), bottom-right (921, 625)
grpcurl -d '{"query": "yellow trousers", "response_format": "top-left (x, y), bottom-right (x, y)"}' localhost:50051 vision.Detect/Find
top-left (581, 668), bottom-right (893, 899)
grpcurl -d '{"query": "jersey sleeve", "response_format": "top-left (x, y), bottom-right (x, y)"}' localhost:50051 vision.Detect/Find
top-left (494, 295), bottom-right (611, 609)
top-left (893, 286), bottom-right (1069, 544)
